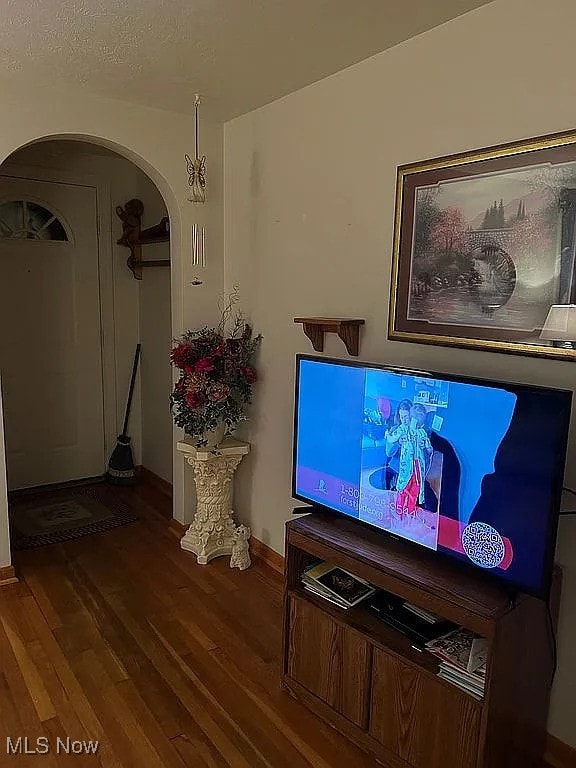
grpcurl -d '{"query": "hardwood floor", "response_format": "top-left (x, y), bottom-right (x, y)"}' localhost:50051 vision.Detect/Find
top-left (0, 483), bottom-right (379, 767)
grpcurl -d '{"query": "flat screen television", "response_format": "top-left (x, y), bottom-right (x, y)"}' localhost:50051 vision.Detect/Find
top-left (292, 355), bottom-right (572, 599)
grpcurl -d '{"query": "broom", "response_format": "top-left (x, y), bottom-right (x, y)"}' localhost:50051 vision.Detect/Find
top-left (106, 344), bottom-right (141, 485)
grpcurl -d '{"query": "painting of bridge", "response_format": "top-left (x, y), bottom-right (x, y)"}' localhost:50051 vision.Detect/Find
top-left (406, 162), bottom-right (575, 334)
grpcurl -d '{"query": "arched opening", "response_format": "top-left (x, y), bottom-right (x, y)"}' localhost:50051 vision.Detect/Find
top-left (0, 137), bottom-right (174, 547)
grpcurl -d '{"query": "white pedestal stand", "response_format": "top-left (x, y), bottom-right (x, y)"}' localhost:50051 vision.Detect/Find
top-left (176, 438), bottom-right (251, 569)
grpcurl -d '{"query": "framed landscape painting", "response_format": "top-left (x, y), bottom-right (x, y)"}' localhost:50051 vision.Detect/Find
top-left (389, 130), bottom-right (576, 359)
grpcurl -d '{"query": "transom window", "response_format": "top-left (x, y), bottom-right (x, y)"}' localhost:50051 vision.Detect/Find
top-left (0, 200), bottom-right (68, 241)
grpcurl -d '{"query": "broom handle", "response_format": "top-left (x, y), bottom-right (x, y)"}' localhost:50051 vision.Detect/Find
top-left (121, 344), bottom-right (141, 437)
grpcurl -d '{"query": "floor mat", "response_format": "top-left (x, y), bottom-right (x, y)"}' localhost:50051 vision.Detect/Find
top-left (9, 483), bottom-right (137, 549)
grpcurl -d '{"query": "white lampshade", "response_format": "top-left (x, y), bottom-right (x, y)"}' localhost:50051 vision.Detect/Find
top-left (540, 304), bottom-right (576, 341)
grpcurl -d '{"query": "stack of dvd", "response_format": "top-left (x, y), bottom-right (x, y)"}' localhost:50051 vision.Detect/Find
top-left (301, 561), bottom-right (375, 609)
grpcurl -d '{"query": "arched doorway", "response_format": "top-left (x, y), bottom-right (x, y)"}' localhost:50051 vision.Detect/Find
top-left (0, 138), bottom-right (174, 540)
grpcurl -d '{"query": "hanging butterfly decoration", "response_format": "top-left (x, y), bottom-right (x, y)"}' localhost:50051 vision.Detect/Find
top-left (185, 153), bottom-right (206, 203)
top-left (185, 94), bottom-right (207, 203)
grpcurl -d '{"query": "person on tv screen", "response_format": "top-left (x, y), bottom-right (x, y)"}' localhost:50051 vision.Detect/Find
top-left (384, 399), bottom-right (412, 485)
top-left (386, 402), bottom-right (433, 517)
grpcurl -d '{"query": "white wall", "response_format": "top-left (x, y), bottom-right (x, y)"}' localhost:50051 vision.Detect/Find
top-left (140, 267), bottom-right (173, 482)
top-left (137, 175), bottom-right (173, 483)
top-left (225, 0), bottom-right (576, 746)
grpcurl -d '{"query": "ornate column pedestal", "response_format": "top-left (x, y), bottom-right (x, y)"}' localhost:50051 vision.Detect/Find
top-left (176, 438), bottom-right (251, 569)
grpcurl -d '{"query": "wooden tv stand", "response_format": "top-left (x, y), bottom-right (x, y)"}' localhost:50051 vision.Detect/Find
top-left (282, 512), bottom-right (560, 768)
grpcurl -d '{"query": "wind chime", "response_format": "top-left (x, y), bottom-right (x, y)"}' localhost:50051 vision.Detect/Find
top-left (186, 94), bottom-right (207, 284)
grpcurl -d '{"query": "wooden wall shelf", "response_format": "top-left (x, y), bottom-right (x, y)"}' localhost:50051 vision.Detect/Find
top-left (282, 512), bottom-right (561, 768)
top-left (294, 317), bottom-right (365, 356)
top-left (116, 199), bottom-right (170, 280)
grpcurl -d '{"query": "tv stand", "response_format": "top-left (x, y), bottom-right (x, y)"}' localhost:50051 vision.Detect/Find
top-left (282, 512), bottom-right (560, 768)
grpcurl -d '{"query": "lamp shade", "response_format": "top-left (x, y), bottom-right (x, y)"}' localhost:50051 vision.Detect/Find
top-left (540, 304), bottom-right (576, 341)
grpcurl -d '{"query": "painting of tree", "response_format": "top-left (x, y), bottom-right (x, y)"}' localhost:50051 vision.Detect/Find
top-left (430, 207), bottom-right (467, 257)
top-left (481, 200), bottom-right (506, 229)
top-left (413, 190), bottom-right (441, 259)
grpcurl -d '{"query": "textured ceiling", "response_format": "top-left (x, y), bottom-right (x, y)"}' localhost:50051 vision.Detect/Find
top-left (1, 0), bottom-right (490, 120)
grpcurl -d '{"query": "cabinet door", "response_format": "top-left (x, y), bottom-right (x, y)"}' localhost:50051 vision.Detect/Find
top-left (370, 650), bottom-right (480, 768)
top-left (288, 595), bottom-right (371, 728)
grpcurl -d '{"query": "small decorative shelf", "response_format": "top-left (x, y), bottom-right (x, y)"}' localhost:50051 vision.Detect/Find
top-left (294, 317), bottom-right (365, 356)
top-left (116, 198), bottom-right (170, 280)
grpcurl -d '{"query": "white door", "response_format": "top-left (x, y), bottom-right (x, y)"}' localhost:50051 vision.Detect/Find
top-left (0, 177), bottom-right (105, 489)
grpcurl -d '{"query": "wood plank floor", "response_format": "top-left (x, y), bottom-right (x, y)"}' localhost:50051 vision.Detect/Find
top-left (0, 483), bottom-right (380, 767)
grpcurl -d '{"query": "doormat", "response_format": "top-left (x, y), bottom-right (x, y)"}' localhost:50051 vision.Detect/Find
top-left (9, 484), bottom-right (138, 549)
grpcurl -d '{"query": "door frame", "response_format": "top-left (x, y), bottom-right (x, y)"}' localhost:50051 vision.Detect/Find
top-left (0, 163), bottom-right (119, 463)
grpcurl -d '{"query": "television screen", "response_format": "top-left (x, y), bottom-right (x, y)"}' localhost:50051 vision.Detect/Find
top-left (293, 355), bottom-right (571, 598)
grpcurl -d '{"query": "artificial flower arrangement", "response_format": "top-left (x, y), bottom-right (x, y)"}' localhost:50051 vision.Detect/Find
top-left (170, 303), bottom-right (262, 446)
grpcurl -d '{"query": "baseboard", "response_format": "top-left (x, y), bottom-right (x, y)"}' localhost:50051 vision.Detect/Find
top-left (545, 734), bottom-right (576, 768)
top-left (137, 466), bottom-right (173, 501)
top-left (249, 537), bottom-right (284, 574)
top-left (169, 518), bottom-right (188, 539)
top-left (0, 565), bottom-right (18, 586)
top-left (168, 515), bottom-right (284, 574)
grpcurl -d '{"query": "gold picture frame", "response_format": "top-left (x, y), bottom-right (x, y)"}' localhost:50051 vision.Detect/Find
top-left (389, 129), bottom-right (576, 360)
